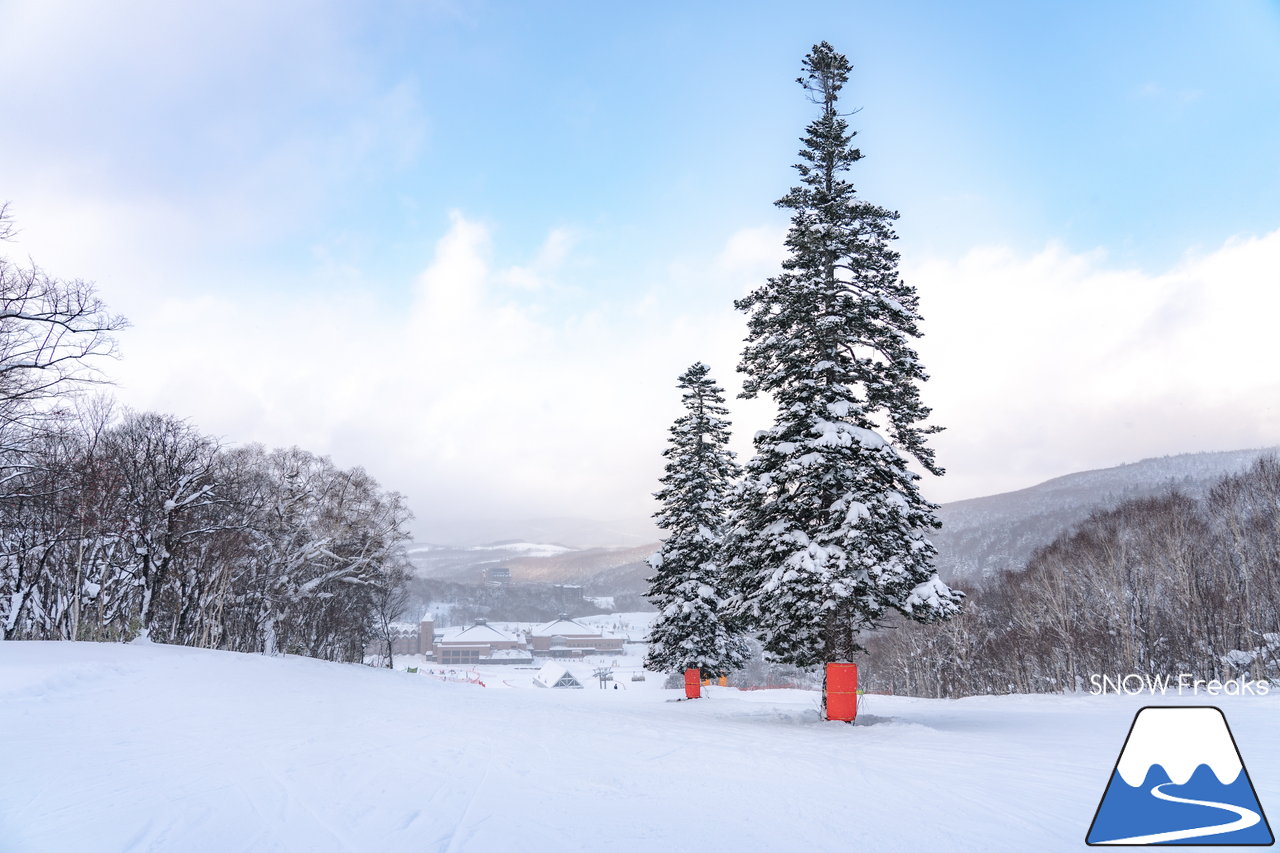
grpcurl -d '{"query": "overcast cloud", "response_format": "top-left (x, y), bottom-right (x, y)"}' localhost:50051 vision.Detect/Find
top-left (29, 216), bottom-right (1274, 541)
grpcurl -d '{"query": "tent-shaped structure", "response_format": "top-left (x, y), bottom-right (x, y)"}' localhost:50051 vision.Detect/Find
top-left (532, 662), bottom-right (583, 689)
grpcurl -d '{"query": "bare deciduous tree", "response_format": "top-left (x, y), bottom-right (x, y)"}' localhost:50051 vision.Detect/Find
top-left (0, 206), bottom-right (411, 660)
top-left (0, 204), bottom-right (128, 457)
top-left (864, 458), bottom-right (1280, 697)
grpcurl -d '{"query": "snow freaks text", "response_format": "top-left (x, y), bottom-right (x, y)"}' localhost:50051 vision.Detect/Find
top-left (1090, 674), bottom-right (1272, 696)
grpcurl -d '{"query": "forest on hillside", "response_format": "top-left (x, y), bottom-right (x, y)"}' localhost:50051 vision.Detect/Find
top-left (865, 456), bottom-right (1280, 697)
top-left (0, 205), bottom-right (413, 661)
top-left (405, 576), bottom-right (651, 626)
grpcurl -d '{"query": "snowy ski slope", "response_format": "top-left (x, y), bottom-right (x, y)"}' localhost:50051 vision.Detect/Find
top-left (2, 640), bottom-right (1278, 852)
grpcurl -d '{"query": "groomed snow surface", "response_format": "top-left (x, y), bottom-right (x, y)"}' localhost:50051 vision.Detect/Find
top-left (3, 637), bottom-right (1279, 852)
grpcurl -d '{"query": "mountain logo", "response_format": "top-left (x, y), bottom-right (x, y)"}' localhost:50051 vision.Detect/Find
top-left (1087, 706), bottom-right (1274, 846)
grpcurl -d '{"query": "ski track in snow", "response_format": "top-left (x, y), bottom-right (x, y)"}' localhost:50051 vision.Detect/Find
top-left (1094, 781), bottom-right (1262, 845)
top-left (1, 641), bottom-right (1278, 852)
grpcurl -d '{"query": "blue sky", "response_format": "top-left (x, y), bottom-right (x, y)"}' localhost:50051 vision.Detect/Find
top-left (2, 1), bottom-right (1279, 541)
top-left (278, 0), bottom-right (1280, 278)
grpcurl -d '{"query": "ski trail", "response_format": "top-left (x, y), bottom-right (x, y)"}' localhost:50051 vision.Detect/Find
top-left (440, 761), bottom-right (492, 853)
top-left (1095, 781), bottom-right (1261, 845)
top-left (258, 758), bottom-right (359, 853)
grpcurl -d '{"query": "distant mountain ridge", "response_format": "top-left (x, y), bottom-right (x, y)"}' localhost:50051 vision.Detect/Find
top-left (934, 447), bottom-right (1280, 582)
top-left (404, 539), bottom-right (654, 589)
top-left (407, 447), bottom-right (1280, 592)
top-left (412, 516), bottom-right (658, 550)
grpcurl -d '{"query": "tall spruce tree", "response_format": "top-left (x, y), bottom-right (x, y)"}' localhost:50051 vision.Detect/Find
top-left (727, 43), bottom-right (962, 676)
top-left (644, 362), bottom-right (748, 678)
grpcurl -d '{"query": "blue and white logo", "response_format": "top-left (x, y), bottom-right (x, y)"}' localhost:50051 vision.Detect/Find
top-left (1087, 706), bottom-right (1274, 845)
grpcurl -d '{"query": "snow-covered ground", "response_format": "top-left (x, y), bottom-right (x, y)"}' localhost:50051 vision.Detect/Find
top-left (3, 638), bottom-right (1278, 852)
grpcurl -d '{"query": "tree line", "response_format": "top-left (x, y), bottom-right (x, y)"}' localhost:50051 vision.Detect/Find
top-left (864, 456), bottom-right (1280, 697)
top-left (1, 203), bottom-right (412, 663)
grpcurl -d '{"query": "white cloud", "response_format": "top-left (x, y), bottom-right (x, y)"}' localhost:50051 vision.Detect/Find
top-left (910, 230), bottom-right (1280, 501)
top-left (0, 0), bottom-right (428, 263)
top-left (703, 224), bottom-right (1280, 505)
top-left (91, 214), bottom-right (757, 538)
top-left (499, 227), bottom-right (577, 292)
top-left (716, 224), bottom-right (789, 272)
top-left (10, 192), bottom-right (1280, 541)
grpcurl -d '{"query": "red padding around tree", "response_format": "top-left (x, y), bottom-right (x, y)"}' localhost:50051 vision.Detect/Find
top-left (684, 668), bottom-right (701, 699)
top-left (825, 662), bottom-right (858, 722)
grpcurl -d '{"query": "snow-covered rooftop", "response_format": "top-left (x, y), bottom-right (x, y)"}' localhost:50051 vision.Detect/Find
top-left (443, 621), bottom-right (516, 643)
top-left (531, 617), bottom-right (603, 638)
top-left (486, 648), bottom-right (533, 660)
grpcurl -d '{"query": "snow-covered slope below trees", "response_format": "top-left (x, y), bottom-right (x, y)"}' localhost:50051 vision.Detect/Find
top-left (3, 640), bottom-right (1278, 851)
top-left (934, 447), bottom-right (1279, 581)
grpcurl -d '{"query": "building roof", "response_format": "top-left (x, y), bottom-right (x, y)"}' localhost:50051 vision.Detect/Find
top-left (486, 648), bottom-right (533, 660)
top-left (531, 616), bottom-right (604, 639)
top-left (441, 620), bottom-right (515, 644)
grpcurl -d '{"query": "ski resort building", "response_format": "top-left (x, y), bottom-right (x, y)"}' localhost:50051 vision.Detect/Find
top-left (376, 617), bottom-right (440, 657)
top-left (527, 615), bottom-right (625, 658)
top-left (434, 619), bottom-right (532, 665)
top-left (372, 615), bottom-right (620, 665)
top-left (482, 566), bottom-right (512, 585)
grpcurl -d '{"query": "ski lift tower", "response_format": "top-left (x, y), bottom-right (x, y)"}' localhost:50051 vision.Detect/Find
top-left (593, 666), bottom-right (614, 689)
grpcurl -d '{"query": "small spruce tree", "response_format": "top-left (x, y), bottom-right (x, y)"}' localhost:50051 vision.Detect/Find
top-left (727, 43), bottom-right (963, 684)
top-left (645, 362), bottom-right (748, 678)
